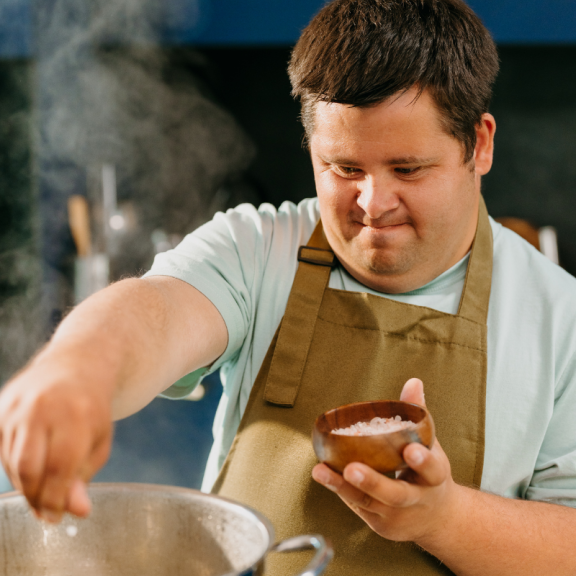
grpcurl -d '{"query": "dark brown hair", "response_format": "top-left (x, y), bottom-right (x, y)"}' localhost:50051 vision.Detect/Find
top-left (288, 0), bottom-right (499, 162)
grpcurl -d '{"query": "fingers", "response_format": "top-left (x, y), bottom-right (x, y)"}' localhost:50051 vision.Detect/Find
top-left (0, 359), bottom-right (115, 524)
top-left (9, 423), bottom-right (48, 504)
top-left (343, 463), bottom-right (423, 508)
top-left (2, 402), bottom-right (111, 522)
top-left (38, 416), bottom-right (113, 522)
top-left (67, 431), bottom-right (112, 518)
top-left (400, 378), bottom-right (425, 406)
top-left (402, 443), bottom-right (448, 487)
top-left (312, 463), bottom-right (419, 513)
top-left (312, 464), bottom-right (383, 513)
top-left (35, 426), bottom-right (92, 521)
top-left (399, 379), bottom-right (448, 485)
top-left (313, 439), bottom-right (448, 511)
top-left (67, 479), bottom-right (91, 517)
top-left (34, 432), bottom-right (109, 521)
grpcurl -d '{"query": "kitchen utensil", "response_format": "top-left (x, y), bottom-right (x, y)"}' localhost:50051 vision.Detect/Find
top-left (68, 194), bottom-right (109, 303)
top-left (313, 400), bottom-right (435, 474)
top-left (68, 195), bottom-right (91, 258)
top-left (0, 483), bottom-right (332, 576)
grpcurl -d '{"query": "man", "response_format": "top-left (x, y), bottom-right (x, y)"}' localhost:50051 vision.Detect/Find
top-left (1, 0), bottom-right (576, 574)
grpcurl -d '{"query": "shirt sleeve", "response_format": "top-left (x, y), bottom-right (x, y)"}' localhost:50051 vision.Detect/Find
top-left (526, 350), bottom-right (576, 507)
top-left (142, 203), bottom-right (274, 397)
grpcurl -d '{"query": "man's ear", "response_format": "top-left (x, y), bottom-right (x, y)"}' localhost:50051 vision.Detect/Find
top-left (474, 113), bottom-right (496, 176)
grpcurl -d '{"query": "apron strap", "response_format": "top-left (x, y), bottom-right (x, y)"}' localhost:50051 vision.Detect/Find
top-left (457, 196), bottom-right (493, 324)
top-left (264, 197), bottom-right (492, 405)
top-left (264, 221), bottom-right (335, 406)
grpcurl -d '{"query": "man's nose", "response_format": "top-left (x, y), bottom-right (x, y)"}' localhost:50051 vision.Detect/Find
top-left (356, 175), bottom-right (399, 219)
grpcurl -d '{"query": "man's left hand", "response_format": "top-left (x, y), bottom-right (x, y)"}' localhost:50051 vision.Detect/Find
top-left (312, 378), bottom-right (461, 544)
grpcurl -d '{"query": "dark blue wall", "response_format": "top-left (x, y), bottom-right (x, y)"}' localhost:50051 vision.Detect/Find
top-left (468, 0), bottom-right (576, 44)
top-left (167, 0), bottom-right (576, 45)
top-left (0, 0), bottom-right (31, 58)
top-left (1, 0), bottom-right (576, 58)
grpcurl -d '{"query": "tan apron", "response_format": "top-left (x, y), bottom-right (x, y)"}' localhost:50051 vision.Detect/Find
top-left (213, 198), bottom-right (493, 575)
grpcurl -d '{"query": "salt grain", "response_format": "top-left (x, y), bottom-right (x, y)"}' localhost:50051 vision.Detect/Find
top-left (332, 415), bottom-right (416, 436)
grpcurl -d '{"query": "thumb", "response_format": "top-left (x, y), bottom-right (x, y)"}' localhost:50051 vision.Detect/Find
top-left (66, 478), bottom-right (91, 517)
top-left (400, 378), bottom-right (425, 406)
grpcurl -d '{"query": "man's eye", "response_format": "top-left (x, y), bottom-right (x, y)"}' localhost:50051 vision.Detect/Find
top-left (335, 166), bottom-right (361, 177)
top-left (395, 167), bottom-right (420, 175)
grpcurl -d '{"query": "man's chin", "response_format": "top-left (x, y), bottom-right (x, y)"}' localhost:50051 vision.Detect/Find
top-left (353, 238), bottom-right (413, 270)
top-left (351, 248), bottom-right (413, 278)
top-left (366, 258), bottom-right (411, 277)
top-left (332, 233), bottom-right (417, 278)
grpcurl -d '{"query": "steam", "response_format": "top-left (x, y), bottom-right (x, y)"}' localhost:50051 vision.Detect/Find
top-left (0, 248), bottom-right (43, 386)
top-left (37, 0), bottom-right (256, 242)
top-left (0, 0), bottom-right (258, 383)
top-left (0, 57), bottom-right (42, 386)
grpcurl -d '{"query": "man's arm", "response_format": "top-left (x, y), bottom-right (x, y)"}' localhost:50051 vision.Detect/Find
top-left (312, 379), bottom-right (576, 576)
top-left (0, 276), bottom-right (227, 522)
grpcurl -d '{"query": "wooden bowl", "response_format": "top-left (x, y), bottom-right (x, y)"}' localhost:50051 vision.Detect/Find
top-left (312, 400), bottom-right (435, 474)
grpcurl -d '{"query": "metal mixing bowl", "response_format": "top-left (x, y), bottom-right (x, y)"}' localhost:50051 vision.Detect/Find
top-left (0, 483), bottom-right (332, 576)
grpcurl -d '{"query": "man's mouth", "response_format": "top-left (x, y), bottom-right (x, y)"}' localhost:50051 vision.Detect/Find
top-left (358, 221), bottom-right (408, 230)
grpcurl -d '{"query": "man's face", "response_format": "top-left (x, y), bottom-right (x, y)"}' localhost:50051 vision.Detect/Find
top-left (310, 88), bottom-right (492, 294)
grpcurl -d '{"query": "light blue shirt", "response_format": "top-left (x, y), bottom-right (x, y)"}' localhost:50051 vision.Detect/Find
top-left (145, 198), bottom-right (576, 502)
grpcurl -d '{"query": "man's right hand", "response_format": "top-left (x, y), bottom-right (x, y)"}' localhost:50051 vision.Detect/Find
top-left (0, 353), bottom-right (113, 522)
top-left (0, 276), bottom-right (228, 524)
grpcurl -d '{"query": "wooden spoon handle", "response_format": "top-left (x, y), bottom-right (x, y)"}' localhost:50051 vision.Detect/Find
top-left (68, 195), bottom-right (92, 257)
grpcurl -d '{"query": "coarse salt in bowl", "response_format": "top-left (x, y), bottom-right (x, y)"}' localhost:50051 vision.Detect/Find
top-left (312, 400), bottom-right (435, 474)
top-left (332, 415), bottom-right (417, 436)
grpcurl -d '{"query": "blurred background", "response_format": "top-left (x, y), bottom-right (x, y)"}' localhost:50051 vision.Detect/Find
top-left (1, 0), bottom-right (575, 494)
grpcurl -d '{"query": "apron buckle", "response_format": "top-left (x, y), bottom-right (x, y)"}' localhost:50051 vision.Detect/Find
top-left (298, 246), bottom-right (337, 268)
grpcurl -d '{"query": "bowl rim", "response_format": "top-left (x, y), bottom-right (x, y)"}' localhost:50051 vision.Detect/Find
top-left (0, 482), bottom-right (276, 575)
top-left (315, 400), bottom-right (430, 437)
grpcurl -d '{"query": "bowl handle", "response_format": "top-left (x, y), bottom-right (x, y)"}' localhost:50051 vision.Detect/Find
top-left (270, 534), bottom-right (333, 576)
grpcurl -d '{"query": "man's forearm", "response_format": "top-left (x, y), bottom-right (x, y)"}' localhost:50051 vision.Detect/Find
top-left (35, 278), bottom-right (175, 418)
top-left (33, 276), bottom-right (226, 419)
top-left (418, 485), bottom-right (576, 575)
